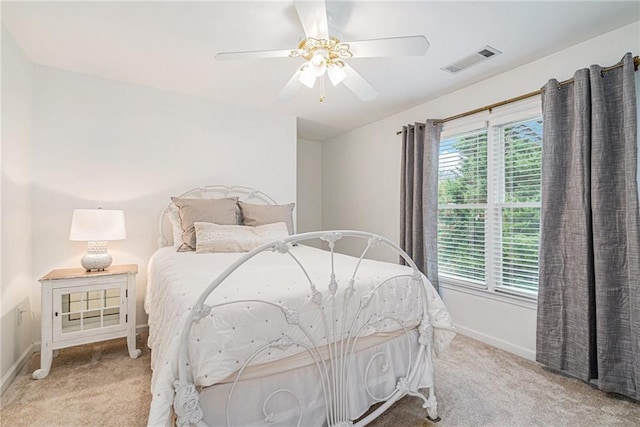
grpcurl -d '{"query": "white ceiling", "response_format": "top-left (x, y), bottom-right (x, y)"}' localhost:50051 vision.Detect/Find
top-left (3, 1), bottom-right (639, 140)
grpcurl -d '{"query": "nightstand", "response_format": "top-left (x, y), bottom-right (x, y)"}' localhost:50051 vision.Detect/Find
top-left (33, 264), bottom-right (141, 379)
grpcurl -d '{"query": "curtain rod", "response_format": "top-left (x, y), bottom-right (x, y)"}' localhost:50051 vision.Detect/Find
top-left (396, 55), bottom-right (640, 135)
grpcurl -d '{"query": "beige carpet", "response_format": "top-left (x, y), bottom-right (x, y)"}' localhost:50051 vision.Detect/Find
top-left (1, 333), bottom-right (638, 426)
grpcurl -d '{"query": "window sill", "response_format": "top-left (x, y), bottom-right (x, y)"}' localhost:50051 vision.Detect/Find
top-left (438, 279), bottom-right (538, 310)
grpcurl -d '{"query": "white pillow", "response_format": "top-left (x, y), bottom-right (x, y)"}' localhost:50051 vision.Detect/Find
top-left (168, 207), bottom-right (183, 248)
top-left (194, 222), bottom-right (289, 253)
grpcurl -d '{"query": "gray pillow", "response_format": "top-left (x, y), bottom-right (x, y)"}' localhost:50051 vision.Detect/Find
top-left (239, 201), bottom-right (295, 235)
top-left (171, 197), bottom-right (239, 251)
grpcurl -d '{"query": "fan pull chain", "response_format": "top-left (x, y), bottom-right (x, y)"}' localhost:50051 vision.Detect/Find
top-left (319, 74), bottom-right (326, 103)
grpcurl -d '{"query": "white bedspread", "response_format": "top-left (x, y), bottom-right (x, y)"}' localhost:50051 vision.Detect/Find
top-left (145, 245), bottom-right (455, 426)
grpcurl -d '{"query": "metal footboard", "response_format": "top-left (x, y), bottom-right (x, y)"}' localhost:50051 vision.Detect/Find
top-left (173, 231), bottom-right (440, 426)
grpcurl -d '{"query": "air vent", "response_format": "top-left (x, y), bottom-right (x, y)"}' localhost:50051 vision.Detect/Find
top-left (443, 64), bottom-right (463, 73)
top-left (441, 46), bottom-right (502, 74)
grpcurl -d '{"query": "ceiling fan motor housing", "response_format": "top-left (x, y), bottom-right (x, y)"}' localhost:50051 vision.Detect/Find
top-left (294, 37), bottom-right (352, 70)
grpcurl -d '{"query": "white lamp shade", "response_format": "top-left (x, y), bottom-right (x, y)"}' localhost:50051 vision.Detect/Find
top-left (299, 64), bottom-right (317, 88)
top-left (69, 209), bottom-right (126, 241)
top-left (327, 64), bottom-right (347, 86)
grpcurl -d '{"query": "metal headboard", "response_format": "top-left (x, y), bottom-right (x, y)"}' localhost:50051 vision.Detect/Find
top-left (158, 185), bottom-right (278, 248)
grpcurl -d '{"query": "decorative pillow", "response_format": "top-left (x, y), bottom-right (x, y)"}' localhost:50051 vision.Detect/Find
top-left (167, 207), bottom-right (183, 248)
top-left (171, 197), bottom-right (239, 251)
top-left (238, 202), bottom-right (295, 235)
top-left (194, 222), bottom-right (289, 253)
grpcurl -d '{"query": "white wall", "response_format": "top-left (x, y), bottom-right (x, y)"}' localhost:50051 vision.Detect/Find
top-left (322, 21), bottom-right (640, 360)
top-left (297, 138), bottom-right (322, 247)
top-left (29, 65), bottom-right (297, 342)
top-left (1, 26), bottom-right (34, 392)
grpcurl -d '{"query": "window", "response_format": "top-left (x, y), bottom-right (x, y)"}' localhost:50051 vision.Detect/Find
top-left (437, 103), bottom-right (542, 298)
top-left (438, 130), bottom-right (487, 285)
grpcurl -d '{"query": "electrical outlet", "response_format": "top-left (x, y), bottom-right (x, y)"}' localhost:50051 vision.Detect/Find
top-left (17, 305), bottom-right (23, 326)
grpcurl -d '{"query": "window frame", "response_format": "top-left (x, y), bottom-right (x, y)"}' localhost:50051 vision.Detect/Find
top-left (437, 97), bottom-right (542, 302)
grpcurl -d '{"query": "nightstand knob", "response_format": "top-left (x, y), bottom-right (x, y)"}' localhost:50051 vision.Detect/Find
top-left (54, 312), bottom-right (59, 317)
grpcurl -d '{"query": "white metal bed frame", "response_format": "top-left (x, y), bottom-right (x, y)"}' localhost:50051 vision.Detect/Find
top-left (156, 185), bottom-right (441, 426)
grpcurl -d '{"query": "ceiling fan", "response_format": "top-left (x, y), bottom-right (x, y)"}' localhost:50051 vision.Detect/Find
top-left (215, 0), bottom-right (430, 102)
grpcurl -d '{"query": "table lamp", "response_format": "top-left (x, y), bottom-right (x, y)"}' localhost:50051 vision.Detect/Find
top-left (69, 208), bottom-right (126, 271)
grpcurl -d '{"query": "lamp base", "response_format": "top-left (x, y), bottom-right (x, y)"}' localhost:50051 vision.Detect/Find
top-left (81, 241), bottom-right (113, 271)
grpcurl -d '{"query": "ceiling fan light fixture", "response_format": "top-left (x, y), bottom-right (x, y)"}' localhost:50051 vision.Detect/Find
top-left (309, 50), bottom-right (328, 77)
top-left (299, 64), bottom-right (317, 88)
top-left (327, 64), bottom-right (346, 86)
top-left (310, 61), bottom-right (327, 77)
top-left (311, 50), bottom-right (327, 66)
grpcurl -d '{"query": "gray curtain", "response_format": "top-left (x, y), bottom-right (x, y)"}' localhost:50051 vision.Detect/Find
top-left (400, 120), bottom-right (443, 292)
top-left (537, 52), bottom-right (639, 400)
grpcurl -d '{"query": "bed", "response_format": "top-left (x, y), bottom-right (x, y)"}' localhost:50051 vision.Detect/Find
top-left (145, 185), bottom-right (455, 426)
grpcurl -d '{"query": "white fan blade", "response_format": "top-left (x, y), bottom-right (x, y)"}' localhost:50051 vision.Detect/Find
top-left (277, 68), bottom-right (304, 102)
top-left (294, 0), bottom-right (329, 39)
top-left (346, 35), bottom-right (430, 58)
top-left (215, 49), bottom-right (295, 61)
top-left (341, 63), bottom-right (379, 102)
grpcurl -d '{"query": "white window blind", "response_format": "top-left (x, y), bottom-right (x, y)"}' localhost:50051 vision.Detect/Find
top-left (437, 110), bottom-right (542, 297)
top-left (438, 130), bottom-right (487, 284)
top-left (492, 119), bottom-right (542, 294)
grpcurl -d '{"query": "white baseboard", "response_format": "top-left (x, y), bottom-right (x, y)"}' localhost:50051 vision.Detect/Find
top-left (1, 343), bottom-right (34, 396)
top-left (454, 324), bottom-right (536, 361)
